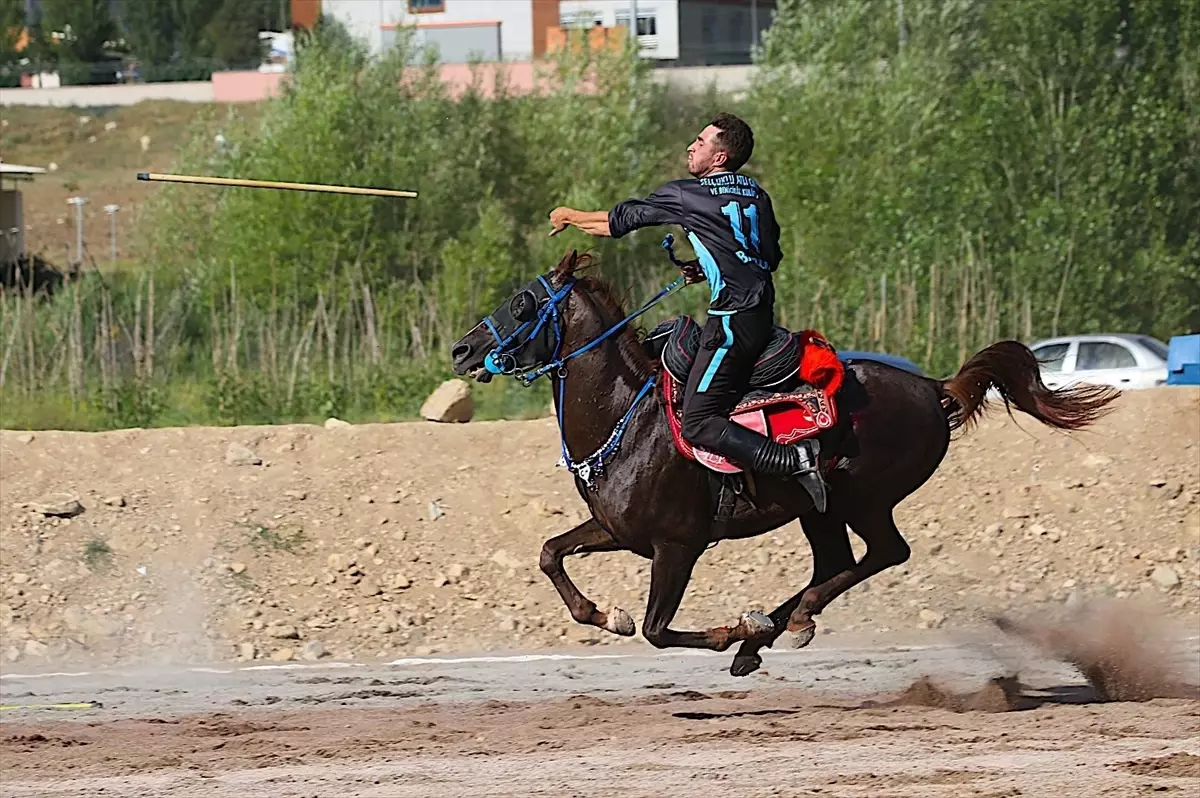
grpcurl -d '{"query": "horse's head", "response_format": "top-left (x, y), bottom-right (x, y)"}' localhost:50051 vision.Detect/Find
top-left (451, 250), bottom-right (590, 384)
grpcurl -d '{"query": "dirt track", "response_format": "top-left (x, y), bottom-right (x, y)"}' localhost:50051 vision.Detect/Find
top-left (1, 632), bottom-right (1198, 797)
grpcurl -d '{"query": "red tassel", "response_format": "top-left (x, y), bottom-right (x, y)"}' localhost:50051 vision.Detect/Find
top-left (798, 330), bottom-right (844, 399)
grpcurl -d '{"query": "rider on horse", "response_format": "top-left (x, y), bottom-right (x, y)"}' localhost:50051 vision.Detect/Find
top-left (548, 112), bottom-right (828, 512)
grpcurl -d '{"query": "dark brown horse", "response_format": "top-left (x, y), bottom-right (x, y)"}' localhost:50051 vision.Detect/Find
top-left (450, 250), bottom-right (1118, 677)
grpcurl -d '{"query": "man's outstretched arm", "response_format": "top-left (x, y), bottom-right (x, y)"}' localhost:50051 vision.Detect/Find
top-left (549, 208), bottom-right (611, 237)
top-left (549, 182), bottom-right (685, 239)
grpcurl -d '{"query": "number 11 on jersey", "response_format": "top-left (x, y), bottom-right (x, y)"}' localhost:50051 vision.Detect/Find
top-left (720, 201), bottom-right (761, 251)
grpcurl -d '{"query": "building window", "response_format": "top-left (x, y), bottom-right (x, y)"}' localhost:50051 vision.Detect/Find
top-left (409, 0), bottom-right (444, 12)
top-left (561, 10), bottom-right (604, 29)
top-left (615, 11), bottom-right (657, 36)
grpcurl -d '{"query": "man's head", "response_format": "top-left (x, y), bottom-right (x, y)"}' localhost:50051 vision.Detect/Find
top-left (686, 112), bottom-right (754, 177)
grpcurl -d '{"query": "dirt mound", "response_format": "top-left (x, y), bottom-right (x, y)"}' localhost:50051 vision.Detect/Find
top-left (1120, 752), bottom-right (1200, 778)
top-left (889, 674), bottom-right (1025, 713)
top-left (0, 386), bottom-right (1197, 668)
top-left (994, 599), bottom-right (1200, 701)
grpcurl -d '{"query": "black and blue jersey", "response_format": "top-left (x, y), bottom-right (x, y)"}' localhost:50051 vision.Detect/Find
top-left (607, 172), bottom-right (783, 313)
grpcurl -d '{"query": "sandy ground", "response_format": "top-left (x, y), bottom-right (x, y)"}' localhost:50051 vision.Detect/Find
top-left (1, 630), bottom-right (1198, 797)
top-left (1, 388), bottom-right (1197, 671)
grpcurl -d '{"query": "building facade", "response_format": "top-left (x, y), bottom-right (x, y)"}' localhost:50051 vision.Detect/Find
top-left (314, 0), bottom-right (560, 62)
top-left (308, 0), bottom-right (774, 66)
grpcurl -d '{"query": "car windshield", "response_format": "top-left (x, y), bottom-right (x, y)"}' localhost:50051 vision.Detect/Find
top-left (1136, 336), bottom-right (1170, 361)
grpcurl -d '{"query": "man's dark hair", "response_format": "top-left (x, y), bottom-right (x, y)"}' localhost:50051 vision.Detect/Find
top-left (710, 112), bottom-right (754, 172)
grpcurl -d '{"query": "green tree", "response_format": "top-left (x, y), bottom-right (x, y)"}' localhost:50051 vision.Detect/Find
top-left (0, 0), bottom-right (27, 66)
top-left (120, 0), bottom-right (177, 66)
top-left (753, 0), bottom-right (1198, 369)
top-left (39, 0), bottom-right (118, 63)
top-left (204, 0), bottom-right (267, 67)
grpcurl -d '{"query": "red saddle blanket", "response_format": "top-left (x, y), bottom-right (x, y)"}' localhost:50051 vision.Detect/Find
top-left (660, 331), bottom-right (844, 475)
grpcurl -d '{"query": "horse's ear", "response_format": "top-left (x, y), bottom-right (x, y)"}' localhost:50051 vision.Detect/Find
top-left (554, 249), bottom-right (579, 277)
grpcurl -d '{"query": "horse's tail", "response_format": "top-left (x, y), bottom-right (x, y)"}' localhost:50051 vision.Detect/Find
top-left (939, 340), bottom-right (1120, 433)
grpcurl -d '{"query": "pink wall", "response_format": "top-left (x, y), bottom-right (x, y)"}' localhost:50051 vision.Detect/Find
top-left (211, 71), bottom-right (290, 103)
top-left (210, 62), bottom-right (598, 103)
top-left (436, 61), bottom-right (537, 98)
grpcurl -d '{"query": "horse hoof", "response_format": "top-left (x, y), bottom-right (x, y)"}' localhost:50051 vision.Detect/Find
top-left (730, 653), bottom-right (762, 677)
top-left (778, 621), bottom-right (816, 650)
top-left (603, 606), bottom-right (636, 636)
top-left (739, 611), bottom-right (775, 639)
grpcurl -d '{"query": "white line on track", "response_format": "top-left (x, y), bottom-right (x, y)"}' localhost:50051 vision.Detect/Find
top-left (0, 643), bottom-right (959, 681)
top-left (3, 636), bottom-right (1195, 682)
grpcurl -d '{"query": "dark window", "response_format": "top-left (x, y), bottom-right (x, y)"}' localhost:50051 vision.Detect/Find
top-left (615, 12), bottom-right (657, 36)
top-left (409, 0), bottom-right (444, 12)
top-left (730, 12), bottom-right (745, 43)
top-left (1076, 342), bottom-right (1137, 370)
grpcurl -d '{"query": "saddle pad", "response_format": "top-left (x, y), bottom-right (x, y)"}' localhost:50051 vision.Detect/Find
top-left (659, 369), bottom-right (839, 473)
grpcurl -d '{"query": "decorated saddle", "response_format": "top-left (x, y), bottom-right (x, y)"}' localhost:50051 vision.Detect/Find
top-left (643, 316), bottom-right (846, 474)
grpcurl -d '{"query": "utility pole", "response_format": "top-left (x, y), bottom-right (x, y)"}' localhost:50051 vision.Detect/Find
top-left (66, 196), bottom-right (88, 267)
top-left (104, 204), bottom-right (120, 263)
top-left (751, 0), bottom-right (758, 53)
top-left (629, 0), bottom-right (640, 181)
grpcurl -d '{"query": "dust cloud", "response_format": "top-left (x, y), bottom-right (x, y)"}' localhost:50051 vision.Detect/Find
top-left (993, 597), bottom-right (1199, 702)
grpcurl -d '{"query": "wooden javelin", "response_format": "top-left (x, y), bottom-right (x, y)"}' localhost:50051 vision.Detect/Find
top-left (136, 172), bottom-right (418, 198)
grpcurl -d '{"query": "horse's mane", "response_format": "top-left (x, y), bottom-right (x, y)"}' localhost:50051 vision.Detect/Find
top-left (555, 250), bottom-right (656, 382)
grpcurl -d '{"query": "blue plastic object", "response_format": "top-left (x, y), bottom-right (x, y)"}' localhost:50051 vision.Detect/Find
top-left (837, 350), bottom-right (925, 376)
top-left (1166, 334), bottom-right (1200, 385)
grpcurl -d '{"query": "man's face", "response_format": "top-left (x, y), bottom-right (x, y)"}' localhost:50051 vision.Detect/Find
top-left (686, 124), bottom-right (728, 177)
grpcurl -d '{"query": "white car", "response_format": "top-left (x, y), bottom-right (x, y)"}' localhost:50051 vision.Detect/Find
top-left (1029, 334), bottom-right (1170, 391)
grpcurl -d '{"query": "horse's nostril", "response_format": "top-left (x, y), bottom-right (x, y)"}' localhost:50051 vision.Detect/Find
top-left (452, 343), bottom-right (472, 363)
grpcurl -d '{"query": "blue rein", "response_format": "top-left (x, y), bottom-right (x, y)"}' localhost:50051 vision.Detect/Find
top-left (517, 274), bottom-right (685, 387)
top-left (479, 239), bottom-right (688, 488)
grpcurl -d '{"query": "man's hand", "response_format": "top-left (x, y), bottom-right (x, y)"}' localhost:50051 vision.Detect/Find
top-left (549, 206), bottom-right (574, 236)
top-left (679, 259), bottom-right (706, 285)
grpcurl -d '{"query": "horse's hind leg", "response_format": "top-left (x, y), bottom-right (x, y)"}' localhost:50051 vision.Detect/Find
top-left (640, 540), bottom-right (775, 652)
top-left (785, 502), bottom-right (911, 635)
top-left (540, 519), bottom-right (635, 637)
top-left (729, 510), bottom-right (855, 677)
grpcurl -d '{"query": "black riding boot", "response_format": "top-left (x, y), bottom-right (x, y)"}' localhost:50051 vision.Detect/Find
top-left (710, 423), bottom-right (828, 513)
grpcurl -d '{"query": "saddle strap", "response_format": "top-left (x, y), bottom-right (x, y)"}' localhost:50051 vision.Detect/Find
top-left (710, 472), bottom-right (743, 524)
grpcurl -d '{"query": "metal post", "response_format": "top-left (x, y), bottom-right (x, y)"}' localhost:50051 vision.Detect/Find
top-left (104, 204), bottom-right (120, 263)
top-left (629, 0), bottom-right (640, 180)
top-left (751, 0), bottom-right (758, 53)
top-left (66, 196), bottom-right (88, 266)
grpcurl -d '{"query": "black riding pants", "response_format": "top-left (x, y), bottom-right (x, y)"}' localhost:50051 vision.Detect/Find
top-left (681, 304), bottom-right (774, 453)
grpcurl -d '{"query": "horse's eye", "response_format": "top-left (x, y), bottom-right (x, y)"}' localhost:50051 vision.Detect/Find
top-left (510, 291), bottom-right (538, 323)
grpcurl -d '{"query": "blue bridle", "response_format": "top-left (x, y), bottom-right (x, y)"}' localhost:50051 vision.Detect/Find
top-left (477, 236), bottom-right (689, 488)
top-left (481, 274), bottom-right (577, 385)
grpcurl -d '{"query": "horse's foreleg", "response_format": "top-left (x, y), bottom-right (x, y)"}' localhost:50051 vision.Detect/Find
top-left (729, 510), bottom-right (855, 677)
top-left (785, 503), bottom-right (911, 634)
top-left (539, 519), bottom-right (635, 636)
top-left (641, 540), bottom-right (774, 652)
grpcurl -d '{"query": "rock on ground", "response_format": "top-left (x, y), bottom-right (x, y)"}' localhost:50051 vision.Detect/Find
top-left (421, 379), bottom-right (474, 423)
